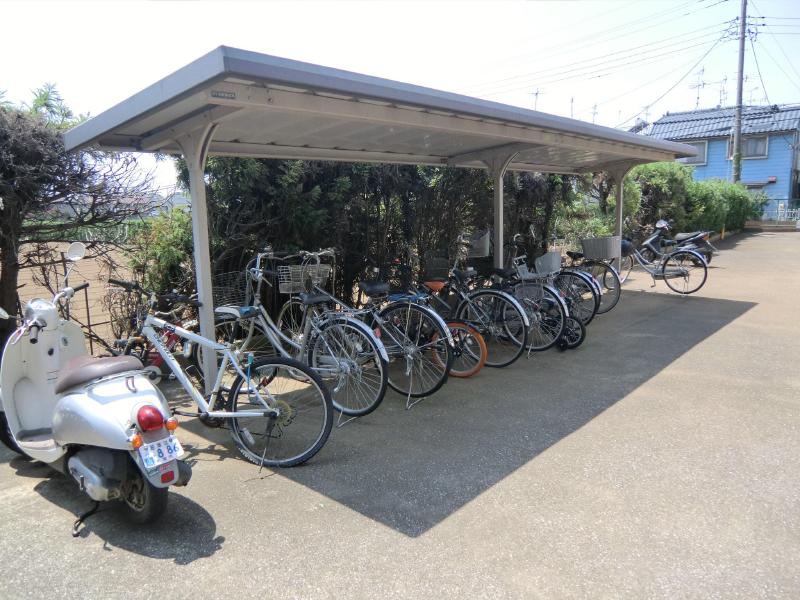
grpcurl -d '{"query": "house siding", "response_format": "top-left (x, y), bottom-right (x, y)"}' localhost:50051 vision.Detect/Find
top-left (689, 134), bottom-right (796, 215)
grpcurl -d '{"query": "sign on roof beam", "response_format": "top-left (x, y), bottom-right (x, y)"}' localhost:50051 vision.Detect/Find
top-left (201, 83), bottom-right (673, 162)
top-left (140, 106), bottom-right (243, 152)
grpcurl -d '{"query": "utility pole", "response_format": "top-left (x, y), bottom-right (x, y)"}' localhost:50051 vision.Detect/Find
top-left (570, 96), bottom-right (574, 118)
top-left (591, 104), bottom-right (598, 124)
top-left (732, 0), bottom-right (747, 182)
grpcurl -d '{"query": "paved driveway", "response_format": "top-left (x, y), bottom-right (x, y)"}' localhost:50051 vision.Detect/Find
top-left (1, 231), bottom-right (798, 599)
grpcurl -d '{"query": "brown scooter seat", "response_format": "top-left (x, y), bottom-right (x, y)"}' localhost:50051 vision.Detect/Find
top-left (55, 355), bottom-right (144, 394)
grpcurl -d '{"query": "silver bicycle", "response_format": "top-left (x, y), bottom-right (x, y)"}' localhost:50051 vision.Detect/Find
top-left (212, 249), bottom-right (389, 417)
top-left (617, 245), bottom-right (708, 294)
top-left (109, 278), bottom-right (333, 468)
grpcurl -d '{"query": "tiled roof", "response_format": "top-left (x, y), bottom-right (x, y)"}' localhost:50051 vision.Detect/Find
top-left (647, 105), bottom-right (800, 140)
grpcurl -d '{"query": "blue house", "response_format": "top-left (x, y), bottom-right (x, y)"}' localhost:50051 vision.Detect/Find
top-left (647, 105), bottom-right (800, 219)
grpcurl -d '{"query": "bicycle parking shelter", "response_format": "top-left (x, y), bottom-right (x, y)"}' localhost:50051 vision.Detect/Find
top-left (64, 46), bottom-right (695, 386)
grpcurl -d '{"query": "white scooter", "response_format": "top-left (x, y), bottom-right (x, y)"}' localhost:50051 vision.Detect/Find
top-left (0, 242), bottom-right (191, 528)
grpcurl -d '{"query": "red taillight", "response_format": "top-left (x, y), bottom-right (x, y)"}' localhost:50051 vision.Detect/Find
top-left (161, 470), bottom-right (175, 484)
top-left (136, 405), bottom-right (164, 432)
top-left (702, 233), bottom-right (709, 240)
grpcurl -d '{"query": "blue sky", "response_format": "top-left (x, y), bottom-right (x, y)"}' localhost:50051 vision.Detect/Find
top-left (2, 0), bottom-right (798, 188)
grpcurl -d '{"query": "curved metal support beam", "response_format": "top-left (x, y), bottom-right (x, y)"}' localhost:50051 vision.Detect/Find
top-left (176, 123), bottom-right (219, 393)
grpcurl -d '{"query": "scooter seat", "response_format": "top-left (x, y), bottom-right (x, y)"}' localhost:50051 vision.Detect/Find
top-left (675, 231), bottom-right (701, 242)
top-left (55, 355), bottom-right (144, 394)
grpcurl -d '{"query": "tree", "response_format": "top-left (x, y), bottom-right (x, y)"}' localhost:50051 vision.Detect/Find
top-left (0, 86), bottom-right (155, 350)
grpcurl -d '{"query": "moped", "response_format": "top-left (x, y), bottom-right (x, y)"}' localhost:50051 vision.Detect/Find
top-left (0, 242), bottom-right (191, 527)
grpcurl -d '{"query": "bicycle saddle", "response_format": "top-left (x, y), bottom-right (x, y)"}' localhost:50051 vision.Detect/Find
top-left (298, 292), bottom-right (330, 306)
top-left (423, 280), bottom-right (446, 293)
top-left (491, 267), bottom-right (516, 279)
top-left (566, 251), bottom-right (584, 261)
top-left (452, 268), bottom-right (477, 284)
top-left (358, 281), bottom-right (390, 297)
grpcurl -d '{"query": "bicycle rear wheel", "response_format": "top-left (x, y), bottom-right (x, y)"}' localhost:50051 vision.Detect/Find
top-left (433, 320), bottom-right (487, 378)
top-left (228, 357), bottom-right (333, 467)
top-left (554, 271), bottom-right (598, 325)
top-left (308, 318), bottom-right (388, 416)
top-left (662, 250), bottom-right (708, 294)
top-left (513, 283), bottom-right (566, 352)
top-left (618, 255), bottom-right (634, 284)
top-left (379, 303), bottom-right (452, 397)
top-left (457, 290), bottom-right (527, 367)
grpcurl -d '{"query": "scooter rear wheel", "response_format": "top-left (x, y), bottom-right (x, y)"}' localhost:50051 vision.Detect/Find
top-left (119, 465), bottom-right (168, 524)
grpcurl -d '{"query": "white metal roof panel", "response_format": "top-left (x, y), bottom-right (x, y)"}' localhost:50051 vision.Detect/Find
top-left (65, 46), bottom-right (695, 172)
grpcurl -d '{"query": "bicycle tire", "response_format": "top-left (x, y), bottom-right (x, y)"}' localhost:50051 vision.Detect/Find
top-left (433, 320), bottom-right (487, 378)
top-left (378, 302), bottom-right (452, 398)
top-left (512, 283), bottom-right (566, 352)
top-left (618, 255), bottom-right (634, 284)
top-left (662, 250), bottom-right (708, 294)
top-left (554, 271), bottom-right (598, 325)
top-left (308, 317), bottom-right (389, 416)
top-left (557, 316), bottom-right (586, 350)
top-left (228, 356), bottom-right (333, 467)
top-left (276, 298), bottom-right (305, 341)
top-left (583, 260), bottom-right (621, 314)
top-left (457, 289), bottom-right (527, 367)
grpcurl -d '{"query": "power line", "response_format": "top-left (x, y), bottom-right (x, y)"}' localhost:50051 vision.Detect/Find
top-left (462, 22), bottom-right (728, 95)
top-left (461, 0), bottom-right (722, 93)
top-left (749, 0), bottom-right (800, 82)
top-left (479, 37), bottom-right (729, 96)
top-left (616, 36), bottom-right (725, 127)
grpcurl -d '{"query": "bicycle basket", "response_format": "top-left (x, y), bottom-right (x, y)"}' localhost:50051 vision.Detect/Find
top-left (466, 230), bottom-right (491, 258)
top-left (534, 251), bottom-right (562, 274)
top-left (581, 236), bottom-right (621, 259)
top-left (212, 271), bottom-right (250, 306)
top-left (277, 264), bottom-right (331, 294)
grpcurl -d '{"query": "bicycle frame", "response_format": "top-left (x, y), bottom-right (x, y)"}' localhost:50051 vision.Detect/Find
top-left (140, 314), bottom-right (276, 419)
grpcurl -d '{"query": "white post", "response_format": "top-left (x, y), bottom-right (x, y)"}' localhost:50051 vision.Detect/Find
top-left (487, 153), bottom-right (518, 269)
top-left (610, 164), bottom-right (633, 270)
top-left (176, 124), bottom-right (218, 393)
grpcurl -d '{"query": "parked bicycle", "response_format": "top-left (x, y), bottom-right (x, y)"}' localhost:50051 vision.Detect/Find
top-left (615, 244), bottom-right (708, 294)
top-left (109, 278), bottom-right (334, 468)
top-left (212, 249), bottom-right (390, 418)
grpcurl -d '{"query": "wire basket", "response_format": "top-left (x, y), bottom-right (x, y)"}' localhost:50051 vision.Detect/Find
top-left (534, 251), bottom-right (563, 274)
top-left (581, 236), bottom-right (621, 259)
top-left (277, 264), bottom-right (331, 294)
top-left (213, 271), bottom-right (250, 307)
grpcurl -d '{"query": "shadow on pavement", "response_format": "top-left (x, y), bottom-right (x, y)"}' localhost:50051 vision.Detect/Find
top-left (22, 462), bottom-right (223, 564)
top-left (163, 291), bottom-right (755, 537)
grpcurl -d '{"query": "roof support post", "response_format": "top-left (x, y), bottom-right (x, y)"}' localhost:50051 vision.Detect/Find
top-left (176, 124), bottom-right (218, 393)
top-left (486, 151), bottom-right (521, 268)
top-left (607, 163), bottom-right (635, 270)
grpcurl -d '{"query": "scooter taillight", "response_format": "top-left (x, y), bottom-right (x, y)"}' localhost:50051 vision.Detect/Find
top-left (136, 405), bottom-right (164, 432)
top-left (702, 233), bottom-right (709, 240)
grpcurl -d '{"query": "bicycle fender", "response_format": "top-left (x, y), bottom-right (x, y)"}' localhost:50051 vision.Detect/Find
top-left (669, 248), bottom-right (707, 266)
top-left (316, 315), bottom-right (390, 363)
top-left (460, 289), bottom-right (531, 328)
top-left (379, 301), bottom-right (455, 348)
top-left (562, 268), bottom-right (602, 297)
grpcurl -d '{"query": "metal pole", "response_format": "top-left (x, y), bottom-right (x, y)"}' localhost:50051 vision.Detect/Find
top-left (492, 168), bottom-right (504, 268)
top-left (176, 125), bottom-right (219, 394)
top-left (611, 165), bottom-right (633, 270)
top-left (732, 0), bottom-right (747, 183)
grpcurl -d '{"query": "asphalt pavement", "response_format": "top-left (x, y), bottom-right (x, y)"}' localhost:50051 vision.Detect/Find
top-left (1, 231), bottom-right (798, 599)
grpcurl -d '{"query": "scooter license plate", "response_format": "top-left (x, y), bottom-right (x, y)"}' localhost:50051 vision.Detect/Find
top-left (138, 436), bottom-right (184, 469)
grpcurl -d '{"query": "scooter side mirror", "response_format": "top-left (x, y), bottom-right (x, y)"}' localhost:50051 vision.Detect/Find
top-left (66, 242), bottom-right (86, 262)
top-left (0, 307), bottom-right (9, 320)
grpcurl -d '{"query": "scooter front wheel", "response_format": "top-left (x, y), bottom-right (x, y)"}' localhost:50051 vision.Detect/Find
top-left (120, 465), bottom-right (168, 524)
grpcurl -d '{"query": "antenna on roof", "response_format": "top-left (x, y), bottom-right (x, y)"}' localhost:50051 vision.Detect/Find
top-left (690, 67), bottom-right (706, 109)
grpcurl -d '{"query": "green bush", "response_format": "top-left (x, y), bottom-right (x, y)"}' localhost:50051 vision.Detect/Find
top-left (128, 209), bottom-right (194, 293)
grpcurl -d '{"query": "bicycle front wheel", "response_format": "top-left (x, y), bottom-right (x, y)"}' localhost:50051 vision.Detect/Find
top-left (618, 255), bottom-right (634, 284)
top-left (457, 290), bottom-right (527, 367)
top-left (583, 261), bottom-right (621, 314)
top-left (228, 357), bottom-right (333, 467)
top-left (662, 250), bottom-right (708, 294)
top-left (379, 303), bottom-right (452, 398)
top-left (308, 318), bottom-right (388, 416)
